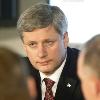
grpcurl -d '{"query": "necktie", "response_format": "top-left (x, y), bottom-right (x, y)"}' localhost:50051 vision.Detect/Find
top-left (44, 78), bottom-right (55, 100)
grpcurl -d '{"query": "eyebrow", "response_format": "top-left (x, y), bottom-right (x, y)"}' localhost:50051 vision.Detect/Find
top-left (26, 38), bottom-right (56, 43)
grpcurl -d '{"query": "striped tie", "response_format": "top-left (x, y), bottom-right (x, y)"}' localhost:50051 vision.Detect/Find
top-left (44, 78), bottom-right (55, 100)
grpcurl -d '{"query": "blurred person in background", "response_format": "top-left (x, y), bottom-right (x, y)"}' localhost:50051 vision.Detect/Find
top-left (78, 34), bottom-right (100, 100)
top-left (0, 47), bottom-right (37, 100)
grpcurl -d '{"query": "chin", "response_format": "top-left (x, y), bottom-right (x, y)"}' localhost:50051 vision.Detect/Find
top-left (40, 69), bottom-right (54, 75)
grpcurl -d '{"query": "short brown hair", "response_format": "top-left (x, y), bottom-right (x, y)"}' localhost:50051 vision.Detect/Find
top-left (17, 3), bottom-right (68, 40)
top-left (82, 34), bottom-right (100, 78)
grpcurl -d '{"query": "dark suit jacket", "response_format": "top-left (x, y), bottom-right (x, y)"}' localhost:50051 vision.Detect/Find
top-left (23, 47), bottom-right (84, 100)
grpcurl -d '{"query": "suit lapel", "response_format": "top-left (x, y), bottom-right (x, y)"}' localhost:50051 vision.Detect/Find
top-left (55, 47), bottom-right (79, 100)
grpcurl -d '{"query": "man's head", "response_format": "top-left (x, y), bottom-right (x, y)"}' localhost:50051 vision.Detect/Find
top-left (78, 34), bottom-right (100, 100)
top-left (17, 3), bottom-right (68, 40)
top-left (17, 3), bottom-right (69, 75)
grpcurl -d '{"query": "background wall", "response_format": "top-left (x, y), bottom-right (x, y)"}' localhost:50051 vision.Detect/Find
top-left (0, 0), bottom-right (82, 56)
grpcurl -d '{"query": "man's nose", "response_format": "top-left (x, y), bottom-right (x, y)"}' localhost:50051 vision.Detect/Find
top-left (37, 44), bottom-right (47, 58)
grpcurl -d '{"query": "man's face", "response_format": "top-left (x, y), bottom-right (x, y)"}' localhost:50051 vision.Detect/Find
top-left (23, 25), bottom-right (68, 75)
top-left (78, 51), bottom-right (96, 100)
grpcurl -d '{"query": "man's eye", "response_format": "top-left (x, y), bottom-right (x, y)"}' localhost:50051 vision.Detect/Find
top-left (28, 43), bottom-right (37, 48)
top-left (48, 41), bottom-right (53, 44)
top-left (46, 41), bottom-right (54, 46)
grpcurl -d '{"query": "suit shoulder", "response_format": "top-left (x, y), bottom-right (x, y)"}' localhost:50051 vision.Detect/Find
top-left (67, 47), bottom-right (79, 54)
top-left (67, 47), bottom-right (80, 60)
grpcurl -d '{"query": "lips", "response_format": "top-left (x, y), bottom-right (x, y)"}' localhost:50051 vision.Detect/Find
top-left (37, 60), bottom-right (51, 66)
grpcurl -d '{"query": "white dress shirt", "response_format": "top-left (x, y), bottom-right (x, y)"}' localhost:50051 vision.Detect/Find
top-left (40, 57), bottom-right (66, 100)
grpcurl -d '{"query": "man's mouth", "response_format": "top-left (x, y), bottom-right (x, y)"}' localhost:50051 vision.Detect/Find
top-left (37, 60), bottom-right (51, 66)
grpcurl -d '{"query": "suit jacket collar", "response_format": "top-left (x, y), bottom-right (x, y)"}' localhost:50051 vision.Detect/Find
top-left (54, 47), bottom-right (80, 100)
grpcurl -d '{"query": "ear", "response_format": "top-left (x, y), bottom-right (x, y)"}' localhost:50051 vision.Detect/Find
top-left (63, 32), bottom-right (69, 48)
top-left (95, 79), bottom-right (100, 96)
top-left (90, 76), bottom-right (100, 97)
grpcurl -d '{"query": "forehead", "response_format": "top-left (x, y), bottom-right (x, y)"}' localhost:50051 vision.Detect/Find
top-left (22, 25), bottom-right (60, 41)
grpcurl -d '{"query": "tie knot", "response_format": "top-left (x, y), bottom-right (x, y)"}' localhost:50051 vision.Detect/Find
top-left (44, 78), bottom-right (55, 90)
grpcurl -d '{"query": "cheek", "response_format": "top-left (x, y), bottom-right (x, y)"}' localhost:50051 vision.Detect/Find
top-left (48, 45), bottom-right (66, 67)
top-left (48, 44), bottom-right (64, 59)
top-left (51, 42), bottom-right (65, 54)
top-left (25, 47), bottom-right (37, 61)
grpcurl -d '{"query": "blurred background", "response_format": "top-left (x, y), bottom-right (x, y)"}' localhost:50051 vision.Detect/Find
top-left (0, 0), bottom-right (100, 56)
top-left (0, 0), bottom-right (49, 56)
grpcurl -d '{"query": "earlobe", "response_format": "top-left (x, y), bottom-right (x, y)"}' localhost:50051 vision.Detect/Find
top-left (63, 32), bottom-right (69, 48)
top-left (90, 76), bottom-right (100, 97)
top-left (96, 79), bottom-right (100, 96)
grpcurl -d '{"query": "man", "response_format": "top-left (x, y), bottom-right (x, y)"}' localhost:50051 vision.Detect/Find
top-left (78, 34), bottom-right (100, 100)
top-left (17, 3), bottom-right (84, 100)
